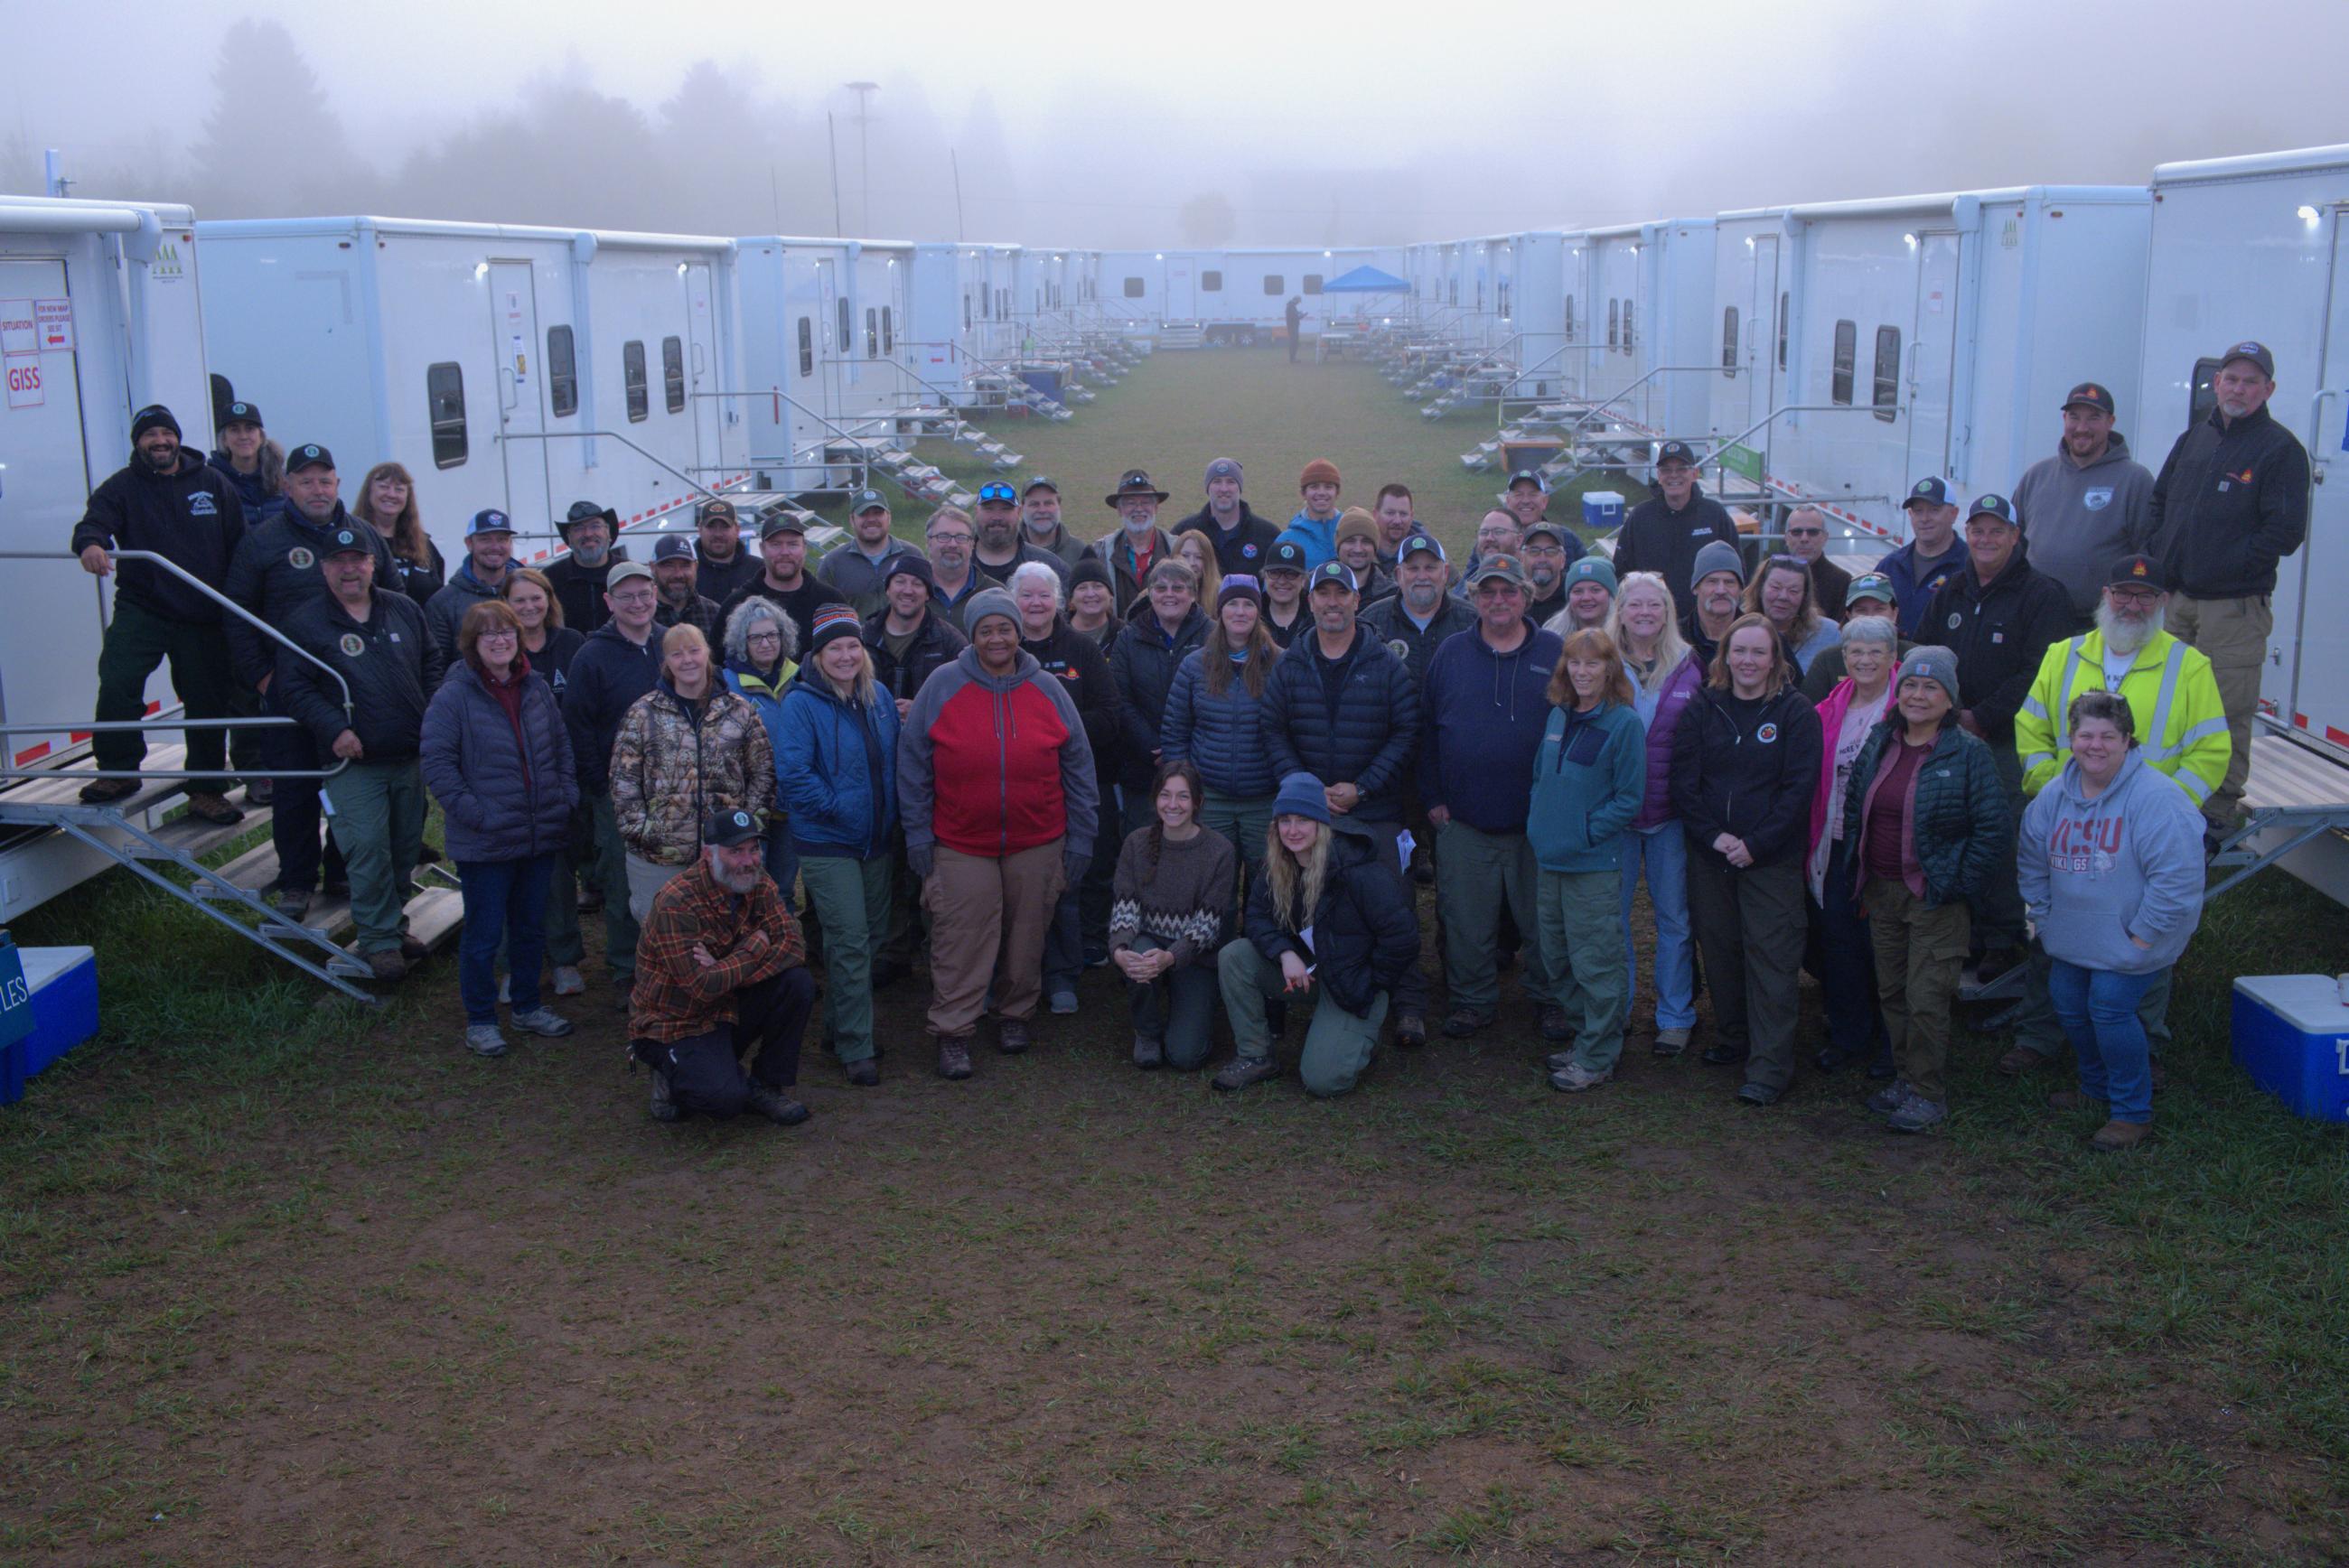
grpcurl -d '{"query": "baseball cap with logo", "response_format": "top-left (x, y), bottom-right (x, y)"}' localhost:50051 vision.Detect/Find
top-left (2218, 341), bottom-right (2276, 378)
top-left (651, 534), bottom-right (697, 564)
top-left (758, 508), bottom-right (810, 539)
top-left (1021, 474), bottom-right (1061, 497)
top-left (1309, 561), bottom-right (1358, 593)
top-left (1655, 440), bottom-right (1699, 469)
top-left (1466, 554), bottom-right (1530, 589)
top-left (222, 400), bottom-right (265, 429)
top-left (325, 527), bottom-right (371, 556)
top-left (852, 489), bottom-right (891, 515)
top-left (2106, 554), bottom-right (2161, 589)
top-left (1506, 468), bottom-right (1549, 493)
top-left (1845, 572), bottom-right (1895, 609)
top-left (976, 481), bottom-right (1018, 506)
top-left (286, 443), bottom-right (335, 474)
top-left (1903, 476), bottom-right (1952, 509)
top-left (1967, 493), bottom-right (2017, 527)
top-left (1397, 531), bottom-right (1446, 564)
top-left (2061, 382), bottom-right (2117, 416)
top-left (695, 498), bottom-right (737, 527)
top-left (703, 807), bottom-right (763, 848)
top-left (466, 509), bottom-right (514, 537)
top-left (1204, 457), bottom-right (1243, 486)
top-left (1264, 539), bottom-right (1310, 576)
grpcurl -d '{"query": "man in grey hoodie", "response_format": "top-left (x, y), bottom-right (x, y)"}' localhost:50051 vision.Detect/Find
top-left (2010, 383), bottom-right (2154, 622)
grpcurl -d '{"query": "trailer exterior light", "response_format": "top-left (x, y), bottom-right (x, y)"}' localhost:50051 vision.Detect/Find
top-left (473, 262), bottom-right (489, 281)
top-left (1904, 232), bottom-right (1918, 247)
top-left (2298, 205), bottom-right (2322, 226)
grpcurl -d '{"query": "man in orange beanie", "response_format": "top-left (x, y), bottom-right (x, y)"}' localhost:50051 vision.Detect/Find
top-left (1278, 458), bottom-right (1343, 567)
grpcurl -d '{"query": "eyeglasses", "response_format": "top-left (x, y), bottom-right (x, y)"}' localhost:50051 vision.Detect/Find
top-left (928, 532), bottom-right (973, 546)
top-left (1784, 525), bottom-right (1825, 537)
top-left (746, 629), bottom-right (783, 644)
top-left (477, 628), bottom-right (518, 642)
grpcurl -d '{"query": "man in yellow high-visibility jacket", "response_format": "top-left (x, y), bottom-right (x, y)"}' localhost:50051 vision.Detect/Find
top-left (1998, 553), bottom-right (2229, 1080)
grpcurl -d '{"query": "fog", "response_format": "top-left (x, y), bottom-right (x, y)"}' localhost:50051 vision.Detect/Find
top-left (9, 0), bottom-right (2347, 247)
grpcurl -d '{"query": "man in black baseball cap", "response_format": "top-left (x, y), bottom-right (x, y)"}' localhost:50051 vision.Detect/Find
top-left (1259, 536), bottom-right (1313, 649)
top-left (628, 806), bottom-right (818, 1127)
top-left (972, 478), bottom-right (1067, 585)
top-left (546, 499), bottom-right (626, 632)
top-left (1018, 475), bottom-right (1091, 573)
top-left (650, 532), bottom-right (722, 637)
top-left (719, 508), bottom-right (845, 635)
top-left (1613, 439), bottom-right (1740, 621)
top-left (2011, 380), bottom-right (2156, 620)
top-left (690, 497), bottom-right (763, 605)
top-left (2145, 337), bottom-right (2310, 838)
top-left (1881, 475), bottom-right (1968, 638)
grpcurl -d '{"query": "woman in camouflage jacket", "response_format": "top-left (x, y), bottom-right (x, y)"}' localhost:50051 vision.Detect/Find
top-left (611, 624), bottom-right (777, 883)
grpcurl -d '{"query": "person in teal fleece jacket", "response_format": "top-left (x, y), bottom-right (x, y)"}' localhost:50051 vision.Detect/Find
top-left (1527, 629), bottom-right (1648, 1091)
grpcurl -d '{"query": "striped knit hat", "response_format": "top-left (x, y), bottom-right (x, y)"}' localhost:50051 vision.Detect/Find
top-left (807, 603), bottom-right (863, 654)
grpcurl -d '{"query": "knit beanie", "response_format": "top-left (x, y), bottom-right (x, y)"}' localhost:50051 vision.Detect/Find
top-left (1069, 555), bottom-right (1113, 593)
top-left (1206, 456), bottom-right (1243, 488)
top-left (962, 586), bottom-right (1020, 636)
top-left (1565, 556), bottom-right (1619, 595)
top-left (1896, 646), bottom-right (1962, 708)
top-left (1271, 770), bottom-right (1333, 825)
top-left (1689, 538), bottom-right (1745, 591)
top-left (131, 404), bottom-right (182, 443)
top-left (1299, 458), bottom-right (1342, 492)
top-left (806, 603), bottom-right (863, 655)
top-left (1335, 507), bottom-right (1380, 546)
top-left (1218, 574), bottom-right (1264, 610)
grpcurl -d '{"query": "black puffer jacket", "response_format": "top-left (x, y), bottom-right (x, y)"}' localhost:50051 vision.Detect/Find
top-left (1109, 605), bottom-right (1211, 789)
top-left (274, 588), bottom-right (442, 761)
top-left (1667, 684), bottom-right (1821, 869)
top-left (70, 451), bottom-right (248, 623)
top-left (1260, 627), bottom-right (1420, 822)
top-left (1242, 817), bottom-right (1419, 1017)
top-left (1840, 717), bottom-right (2007, 909)
top-left (223, 504), bottom-right (398, 687)
top-left (2146, 401), bottom-right (2311, 598)
top-left (1022, 617), bottom-right (1126, 786)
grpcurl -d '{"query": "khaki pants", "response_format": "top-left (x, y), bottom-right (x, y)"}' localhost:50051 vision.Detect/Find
top-left (1862, 876), bottom-right (1970, 1105)
top-left (2167, 593), bottom-right (2269, 828)
top-left (923, 840), bottom-right (1065, 1038)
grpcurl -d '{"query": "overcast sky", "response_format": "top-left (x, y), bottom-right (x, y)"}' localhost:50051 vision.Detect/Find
top-left (13, 0), bottom-right (2349, 246)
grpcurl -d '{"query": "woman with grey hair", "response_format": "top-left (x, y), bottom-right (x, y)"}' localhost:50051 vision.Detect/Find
top-left (721, 596), bottom-right (802, 905)
top-left (1011, 558), bottom-right (1129, 1010)
top-left (1803, 612), bottom-right (1899, 1078)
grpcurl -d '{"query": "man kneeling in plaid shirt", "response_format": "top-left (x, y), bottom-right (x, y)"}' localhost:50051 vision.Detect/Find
top-left (630, 807), bottom-right (818, 1125)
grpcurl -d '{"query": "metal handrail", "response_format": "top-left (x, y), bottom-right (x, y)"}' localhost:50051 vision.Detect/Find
top-left (0, 547), bottom-right (355, 782)
top-left (496, 428), bottom-right (726, 505)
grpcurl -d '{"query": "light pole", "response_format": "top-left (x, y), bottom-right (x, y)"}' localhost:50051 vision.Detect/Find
top-left (846, 81), bottom-right (878, 234)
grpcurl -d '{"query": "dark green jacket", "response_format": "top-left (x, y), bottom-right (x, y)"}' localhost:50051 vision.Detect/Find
top-left (1839, 717), bottom-right (2007, 908)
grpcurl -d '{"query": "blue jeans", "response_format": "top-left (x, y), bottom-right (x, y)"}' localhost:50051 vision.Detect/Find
top-left (1620, 823), bottom-right (1695, 1031)
top-left (2046, 960), bottom-right (2161, 1124)
top-left (458, 854), bottom-right (557, 1025)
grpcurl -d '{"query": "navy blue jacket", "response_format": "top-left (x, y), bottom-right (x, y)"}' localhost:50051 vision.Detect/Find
top-left (1418, 623), bottom-right (1563, 835)
top-left (1159, 648), bottom-right (1284, 798)
top-left (1243, 817), bottom-right (1419, 1018)
top-left (1262, 627), bottom-right (1419, 822)
top-left (275, 588), bottom-right (441, 761)
top-left (560, 620), bottom-right (663, 792)
top-left (222, 504), bottom-right (398, 688)
top-left (1361, 592), bottom-right (1478, 688)
top-left (1109, 605), bottom-right (1211, 790)
top-left (774, 667), bottom-right (901, 859)
top-left (420, 660), bottom-right (579, 863)
top-left (71, 451), bottom-right (248, 625)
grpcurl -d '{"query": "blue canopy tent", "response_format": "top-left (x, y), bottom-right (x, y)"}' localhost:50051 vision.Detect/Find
top-left (1319, 264), bottom-right (1408, 294)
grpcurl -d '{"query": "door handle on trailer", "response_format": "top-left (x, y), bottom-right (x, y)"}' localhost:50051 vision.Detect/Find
top-left (2313, 388), bottom-right (2344, 482)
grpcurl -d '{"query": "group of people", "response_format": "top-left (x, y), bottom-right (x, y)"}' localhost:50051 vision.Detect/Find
top-left (70, 338), bottom-right (2305, 1146)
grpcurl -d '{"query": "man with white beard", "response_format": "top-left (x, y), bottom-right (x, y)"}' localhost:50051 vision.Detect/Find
top-left (1995, 553), bottom-right (2229, 1081)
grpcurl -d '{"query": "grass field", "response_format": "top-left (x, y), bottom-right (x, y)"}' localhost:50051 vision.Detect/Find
top-left (5, 348), bottom-right (2349, 1564)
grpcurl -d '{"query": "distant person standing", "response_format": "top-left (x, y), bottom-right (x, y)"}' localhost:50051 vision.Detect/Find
top-left (1277, 460), bottom-right (1344, 568)
top-left (1780, 506), bottom-right (1850, 623)
top-left (1285, 294), bottom-right (1306, 363)
top-left (817, 490), bottom-right (923, 616)
top-left (2146, 341), bottom-right (2311, 841)
top-left (650, 534), bottom-right (723, 639)
top-left (1613, 441), bottom-right (1739, 622)
top-left (717, 509), bottom-right (843, 639)
top-left (560, 560), bottom-right (664, 1001)
top-left (1019, 477), bottom-right (1093, 574)
top-left (2011, 382), bottom-right (2155, 622)
top-left (1090, 470), bottom-right (1178, 616)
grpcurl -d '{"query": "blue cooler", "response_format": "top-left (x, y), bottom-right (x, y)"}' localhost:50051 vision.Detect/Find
top-left (1, 944), bottom-right (98, 1106)
top-left (1582, 490), bottom-right (1625, 532)
top-left (2230, 975), bottom-right (2349, 1123)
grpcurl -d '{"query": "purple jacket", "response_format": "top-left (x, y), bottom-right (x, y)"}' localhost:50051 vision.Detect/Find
top-left (1630, 651), bottom-right (1705, 831)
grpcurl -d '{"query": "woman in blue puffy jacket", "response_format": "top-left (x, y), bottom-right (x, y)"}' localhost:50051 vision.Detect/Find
top-left (1158, 575), bottom-right (1287, 891)
top-left (773, 605), bottom-right (901, 1086)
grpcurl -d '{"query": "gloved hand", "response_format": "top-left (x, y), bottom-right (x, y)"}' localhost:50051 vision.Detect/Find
top-left (907, 844), bottom-right (934, 882)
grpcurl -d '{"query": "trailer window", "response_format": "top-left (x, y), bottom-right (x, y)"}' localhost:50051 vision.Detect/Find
top-left (964, 293), bottom-right (974, 330)
top-left (1776, 292), bottom-right (1789, 370)
top-left (1122, 276), bottom-right (1144, 299)
top-left (796, 316), bottom-right (813, 378)
top-left (547, 325), bottom-right (578, 417)
top-left (1263, 275), bottom-right (1285, 295)
top-left (1830, 320), bottom-right (1857, 406)
top-left (1304, 275), bottom-right (1324, 295)
top-left (882, 306), bottom-right (894, 354)
top-left (622, 341), bottom-right (649, 423)
top-left (426, 362), bottom-right (466, 469)
top-left (1872, 326), bottom-right (1901, 422)
top-left (837, 297), bottom-right (853, 348)
top-left (1606, 299), bottom-right (1618, 349)
top-left (1564, 294), bottom-right (1576, 342)
top-left (866, 308), bottom-right (878, 358)
top-left (1721, 306), bottom-right (1739, 377)
top-left (2188, 356), bottom-right (2220, 425)
top-left (662, 336), bottom-right (685, 414)
top-left (1201, 270), bottom-right (1222, 294)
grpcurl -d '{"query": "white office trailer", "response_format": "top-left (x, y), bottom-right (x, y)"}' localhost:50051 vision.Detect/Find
top-left (1713, 187), bottom-right (2149, 548)
top-left (1097, 247), bottom-right (1400, 345)
top-left (196, 217), bottom-right (746, 565)
top-left (2138, 145), bottom-right (2349, 761)
top-left (735, 235), bottom-right (878, 493)
top-left (1580, 219), bottom-right (1717, 444)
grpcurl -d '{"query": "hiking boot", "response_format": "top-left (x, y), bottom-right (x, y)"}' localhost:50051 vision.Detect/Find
top-left (1652, 1026), bottom-right (1690, 1058)
top-left (272, 885), bottom-right (313, 921)
top-left (78, 776), bottom-right (140, 804)
top-left (1702, 1042), bottom-right (1749, 1068)
top-left (845, 1057), bottom-right (880, 1087)
top-left (367, 948), bottom-right (408, 982)
top-left (400, 934), bottom-right (428, 964)
top-left (1866, 1079), bottom-right (1913, 1115)
top-left (1549, 1061), bottom-right (1611, 1093)
top-left (648, 1067), bottom-right (679, 1122)
top-left (1212, 1054), bottom-right (1279, 1092)
top-left (1049, 988), bottom-right (1079, 1016)
top-left (1441, 1007), bottom-right (1493, 1039)
top-left (744, 1081), bottom-right (810, 1127)
top-left (245, 778), bottom-right (274, 807)
top-left (1132, 1033), bottom-right (1165, 1070)
top-left (552, 965), bottom-right (586, 997)
top-left (997, 1018), bottom-right (1031, 1055)
top-left (2090, 1119), bottom-right (2150, 1152)
top-left (2045, 1089), bottom-right (2106, 1113)
top-left (463, 1023), bottom-right (508, 1058)
top-left (1736, 1081), bottom-right (1783, 1106)
top-left (937, 1036), bottom-right (975, 1079)
top-left (184, 790), bottom-right (244, 825)
top-left (1394, 1009), bottom-right (1427, 1048)
top-left (510, 1006), bottom-right (575, 1038)
top-left (1886, 1093), bottom-right (1947, 1134)
top-left (1996, 1044), bottom-right (2051, 1078)
top-left (1539, 1003), bottom-right (1574, 1042)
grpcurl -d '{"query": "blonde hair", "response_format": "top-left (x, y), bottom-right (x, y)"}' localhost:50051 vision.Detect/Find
top-left (660, 622), bottom-right (711, 686)
top-left (1605, 572), bottom-right (1692, 694)
top-left (818, 634), bottom-right (879, 712)
top-left (1174, 533), bottom-right (1221, 608)
top-left (1549, 627), bottom-right (1635, 708)
top-left (1261, 817), bottom-right (1331, 934)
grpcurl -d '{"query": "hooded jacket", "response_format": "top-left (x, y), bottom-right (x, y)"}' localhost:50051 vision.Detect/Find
top-left (1839, 715), bottom-right (2007, 908)
top-left (419, 658), bottom-right (578, 863)
top-left (1613, 483), bottom-right (1740, 621)
top-left (773, 666), bottom-right (900, 860)
top-left (897, 646), bottom-right (1100, 870)
top-left (1275, 509), bottom-right (1340, 569)
top-left (71, 449), bottom-right (249, 625)
top-left (1159, 647), bottom-right (1285, 798)
top-left (423, 561), bottom-right (505, 665)
top-left (1242, 816), bottom-right (1419, 1017)
top-left (608, 680), bottom-right (776, 865)
top-left (1418, 623), bottom-right (1564, 835)
top-left (1916, 550), bottom-right (2075, 743)
top-left (1109, 604), bottom-right (1212, 790)
top-left (1261, 626), bottom-right (1420, 822)
top-left (1667, 683), bottom-right (1822, 869)
top-left (2146, 401), bottom-right (2311, 599)
top-left (721, 657), bottom-right (801, 824)
top-left (222, 504), bottom-right (398, 688)
top-left (1361, 591), bottom-right (1478, 688)
top-left (274, 587), bottom-right (442, 761)
top-left (560, 620), bottom-right (663, 792)
top-left (1172, 502), bottom-right (1284, 575)
top-left (863, 604), bottom-right (967, 702)
top-left (2011, 433), bottom-right (2155, 617)
top-left (1526, 699), bottom-right (1648, 873)
top-left (2018, 751), bottom-right (2207, 974)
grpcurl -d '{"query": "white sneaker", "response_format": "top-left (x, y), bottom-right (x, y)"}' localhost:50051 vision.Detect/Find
top-left (510, 1006), bottom-right (575, 1038)
top-left (464, 1024), bottom-right (508, 1058)
top-left (552, 965), bottom-right (586, 996)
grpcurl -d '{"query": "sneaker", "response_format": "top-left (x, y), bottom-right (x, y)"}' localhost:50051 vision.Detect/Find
top-left (649, 1067), bottom-right (679, 1122)
top-left (1049, 989), bottom-right (1079, 1016)
top-left (1132, 1033), bottom-right (1165, 1070)
top-left (845, 1057), bottom-right (880, 1087)
top-left (1866, 1079), bottom-right (1913, 1115)
top-left (997, 1018), bottom-right (1031, 1055)
top-left (184, 790), bottom-right (244, 825)
top-left (463, 1023), bottom-right (508, 1058)
top-left (78, 776), bottom-right (140, 804)
top-left (1539, 1003), bottom-right (1574, 1041)
top-left (2090, 1118), bottom-right (2150, 1152)
top-left (510, 1006), bottom-right (575, 1038)
top-left (1212, 1055), bottom-right (1279, 1092)
top-left (744, 1081), bottom-right (811, 1126)
top-left (1441, 1007), bottom-right (1493, 1039)
top-left (1736, 1081), bottom-right (1783, 1106)
top-left (1996, 1044), bottom-right (2051, 1078)
top-left (1546, 1048), bottom-right (1577, 1072)
top-left (366, 948), bottom-right (408, 982)
top-left (937, 1036), bottom-right (975, 1079)
top-left (1652, 1026), bottom-right (1690, 1058)
top-left (552, 966), bottom-right (586, 997)
top-left (1886, 1092), bottom-right (1947, 1134)
top-left (1549, 1061), bottom-right (1611, 1093)
top-left (1394, 1009), bottom-right (1427, 1048)
top-left (245, 778), bottom-right (274, 807)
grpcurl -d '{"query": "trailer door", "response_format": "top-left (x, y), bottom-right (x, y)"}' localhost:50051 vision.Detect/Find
top-left (0, 264), bottom-right (105, 765)
top-left (2283, 210), bottom-right (2349, 745)
top-left (487, 261), bottom-right (552, 524)
top-left (1904, 232), bottom-right (1960, 481)
top-left (1746, 236), bottom-right (1782, 437)
top-left (1166, 257), bottom-right (1195, 320)
top-left (813, 258), bottom-right (839, 415)
top-left (682, 261), bottom-right (722, 474)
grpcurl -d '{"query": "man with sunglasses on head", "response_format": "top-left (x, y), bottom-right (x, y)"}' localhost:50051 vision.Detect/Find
top-left (972, 479), bottom-right (1069, 585)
